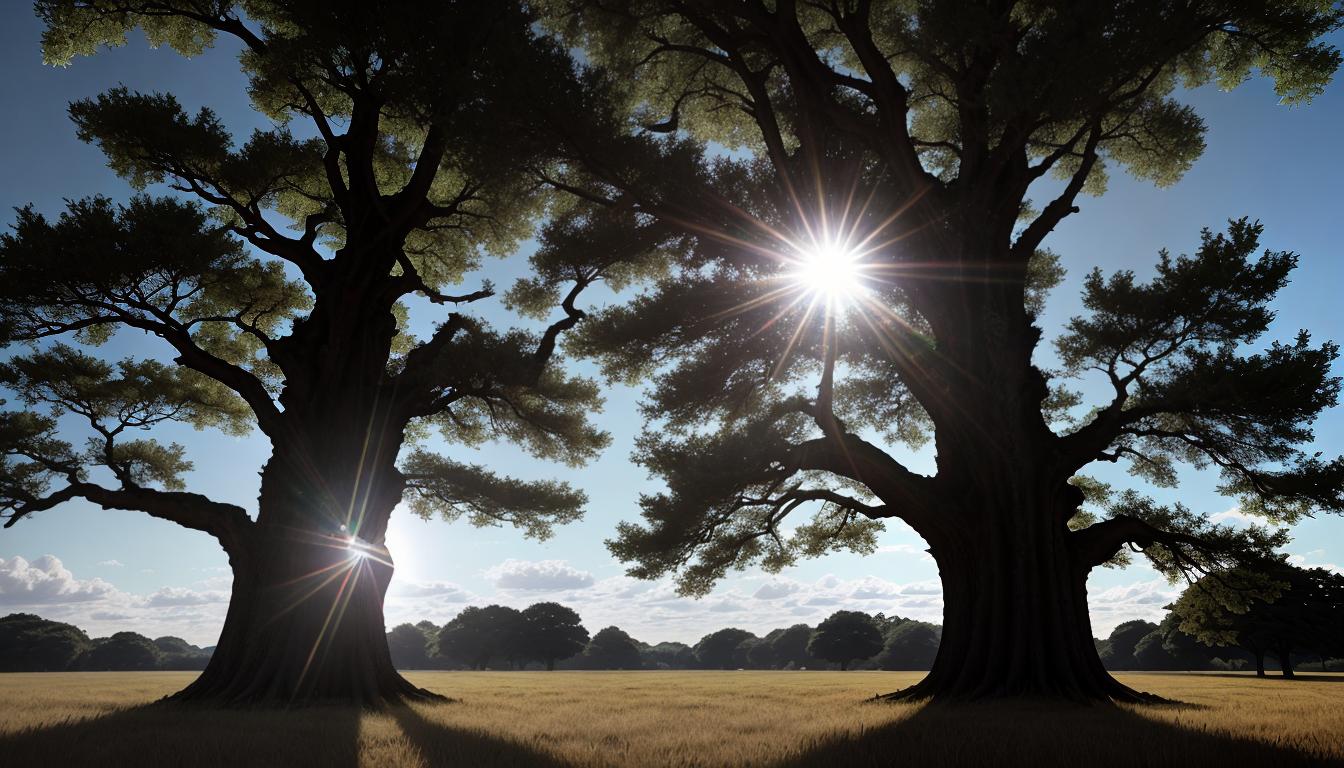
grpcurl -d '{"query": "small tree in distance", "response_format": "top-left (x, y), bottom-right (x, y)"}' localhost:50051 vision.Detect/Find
top-left (1168, 563), bottom-right (1344, 677)
top-left (520, 602), bottom-right (589, 671)
top-left (437, 606), bottom-right (524, 671)
top-left (582, 626), bottom-right (643, 670)
top-left (694, 628), bottom-right (757, 670)
top-left (809, 611), bottom-right (883, 671)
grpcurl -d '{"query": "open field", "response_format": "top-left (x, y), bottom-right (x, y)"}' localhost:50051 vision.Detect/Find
top-left (2, 671), bottom-right (1343, 767)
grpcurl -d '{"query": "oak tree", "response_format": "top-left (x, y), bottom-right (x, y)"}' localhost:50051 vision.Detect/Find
top-left (0, 1), bottom-right (636, 705)
top-left (546, 0), bottom-right (1344, 700)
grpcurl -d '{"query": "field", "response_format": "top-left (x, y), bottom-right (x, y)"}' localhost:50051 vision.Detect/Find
top-left (2, 671), bottom-right (1343, 767)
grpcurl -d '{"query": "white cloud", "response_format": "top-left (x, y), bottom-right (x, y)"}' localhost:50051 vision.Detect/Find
top-left (1086, 578), bottom-right (1180, 636)
top-left (753, 580), bottom-right (803, 600)
top-left (0, 555), bottom-right (118, 606)
top-left (97, 560), bottom-right (125, 568)
top-left (388, 580), bottom-right (471, 601)
top-left (485, 559), bottom-right (595, 591)
top-left (145, 587), bottom-right (229, 607)
top-left (1209, 506), bottom-right (1267, 526)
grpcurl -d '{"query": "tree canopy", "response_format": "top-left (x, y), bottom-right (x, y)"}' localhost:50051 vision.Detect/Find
top-left (808, 610), bottom-right (884, 670)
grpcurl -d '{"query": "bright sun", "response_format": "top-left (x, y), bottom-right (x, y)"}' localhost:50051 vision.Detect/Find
top-left (791, 238), bottom-right (866, 306)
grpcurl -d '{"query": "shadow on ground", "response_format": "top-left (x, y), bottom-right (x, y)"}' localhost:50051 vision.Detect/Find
top-left (4, 696), bottom-right (1341, 767)
top-left (0, 701), bottom-right (567, 768)
top-left (781, 699), bottom-right (1344, 768)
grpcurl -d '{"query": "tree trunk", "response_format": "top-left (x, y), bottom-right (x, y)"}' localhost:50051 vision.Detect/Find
top-left (840, 660), bottom-right (849, 672)
top-left (1279, 646), bottom-right (1295, 679)
top-left (1255, 649), bottom-right (1266, 677)
top-left (168, 420), bottom-right (439, 706)
top-left (881, 481), bottom-right (1155, 703)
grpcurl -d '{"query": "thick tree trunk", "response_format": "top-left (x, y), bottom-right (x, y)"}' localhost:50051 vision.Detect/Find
top-left (880, 469), bottom-right (1156, 703)
top-left (1255, 650), bottom-right (1266, 677)
top-left (168, 412), bottom-right (439, 706)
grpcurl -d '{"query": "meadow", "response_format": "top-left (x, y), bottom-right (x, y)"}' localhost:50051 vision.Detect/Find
top-left (1, 671), bottom-right (1342, 767)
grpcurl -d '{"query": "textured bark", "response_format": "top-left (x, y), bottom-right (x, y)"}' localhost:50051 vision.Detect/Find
top-left (168, 281), bottom-right (443, 707)
top-left (168, 456), bottom-right (439, 707)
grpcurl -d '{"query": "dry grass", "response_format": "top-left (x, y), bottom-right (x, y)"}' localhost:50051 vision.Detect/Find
top-left (2, 671), bottom-right (1343, 767)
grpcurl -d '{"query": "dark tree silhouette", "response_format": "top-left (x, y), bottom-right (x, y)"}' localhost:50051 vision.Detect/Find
top-left (436, 605), bottom-right (525, 670)
top-left (1169, 563), bottom-right (1344, 677)
top-left (581, 626), bottom-right (643, 670)
top-left (0, 613), bottom-right (90, 671)
top-left (770, 624), bottom-right (816, 670)
top-left (1099, 620), bottom-right (1160, 671)
top-left (876, 621), bottom-right (940, 671)
top-left (154, 635), bottom-right (212, 671)
top-left (545, 0), bottom-right (1344, 701)
top-left (694, 628), bottom-right (756, 670)
top-left (75, 631), bottom-right (161, 671)
top-left (809, 611), bottom-right (883, 671)
top-left (520, 602), bottom-right (589, 671)
top-left (386, 623), bottom-right (431, 670)
top-left (745, 637), bottom-right (777, 669)
top-left (0, 1), bottom-right (646, 705)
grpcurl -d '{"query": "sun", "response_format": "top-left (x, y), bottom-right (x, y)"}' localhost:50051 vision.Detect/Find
top-left (790, 237), bottom-right (867, 308)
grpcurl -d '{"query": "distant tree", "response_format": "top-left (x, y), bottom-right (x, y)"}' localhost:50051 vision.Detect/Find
top-left (76, 631), bottom-right (160, 671)
top-left (770, 625), bottom-right (815, 670)
top-left (154, 636), bottom-right (211, 671)
top-left (582, 626), bottom-right (642, 670)
top-left (386, 623), bottom-right (431, 670)
top-left (0, 0), bottom-right (644, 706)
top-left (641, 641), bottom-right (697, 670)
top-left (876, 621), bottom-right (940, 671)
top-left (414, 621), bottom-right (441, 662)
top-left (0, 613), bottom-right (90, 671)
top-left (437, 606), bottom-right (524, 670)
top-left (745, 638), bottom-right (777, 670)
top-left (550, 0), bottom-right (1344, 702)
top-left (1100, 620), bottom-right (1159, 671)
top-left (520, 602), bottom-right (589, 671)
top-left (1169, 563), bottom-right (1344, 677)
top-left (809, 612), bottom-right (884, 671)
top-left (1132, 616), bottom-right (1215, 672)
top-left (694, 628), bottom-right (757, 670)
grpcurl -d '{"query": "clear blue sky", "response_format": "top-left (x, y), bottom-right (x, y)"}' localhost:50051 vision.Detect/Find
top-left (0, 8), bottom-right (1340, 646)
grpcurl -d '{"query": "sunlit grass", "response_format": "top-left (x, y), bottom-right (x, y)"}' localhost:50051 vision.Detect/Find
top-left (2, 671), bottom-right (1343, 766)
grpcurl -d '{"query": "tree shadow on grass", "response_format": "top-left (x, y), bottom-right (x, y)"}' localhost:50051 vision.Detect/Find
top-left (779, 699), bottom-right (1344, 768)
top-left (390, 703), bottom-right (574, 767)
top-left (1188, 672), bottom-right (1344, 684)
top-left (0, 700), bottom-right (576, 768)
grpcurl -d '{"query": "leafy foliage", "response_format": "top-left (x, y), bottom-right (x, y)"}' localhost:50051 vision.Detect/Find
top-left (808, 610), bottom-right (884, 670)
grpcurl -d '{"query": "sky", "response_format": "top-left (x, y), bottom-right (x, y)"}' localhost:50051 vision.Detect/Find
top-left (0, 8), bottom-right (1341, 648)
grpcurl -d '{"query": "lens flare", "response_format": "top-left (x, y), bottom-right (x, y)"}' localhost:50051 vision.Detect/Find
top-left (790, 237), bottom-right (866, 309)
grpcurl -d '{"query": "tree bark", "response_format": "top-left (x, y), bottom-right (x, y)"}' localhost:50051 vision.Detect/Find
top-left (1279, 646), bottom-right (1295, 679)
top-left (167, 359), bottom-right (441, 706)
top-left (1255, 649), bottom-right (1266, 677)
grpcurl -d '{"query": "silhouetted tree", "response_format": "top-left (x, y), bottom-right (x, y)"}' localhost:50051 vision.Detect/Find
top-left (437, 606), bottom-right (524, 670)
top-left (1169, 563), bottom-right (1344, 677)
top-left (547, 0), bottom-right (1344, 701)
top-left (582, 626), bottom-right (642, 670)
top-left (1099, 620), bottom-right (1160, 671)
top-left (770, 624), bottom-right (816, 670)
top-left (694, 628), bottom-right (756, 670)
top-left (0, 0), bottom-right (650, 705)
top-left (0, 613), bottom-right (90, 671)
top-left (386, 623), bottom-right (431, 670)
top-left (809, 611), bottom-right (883, 671)
top-left (745, 638), bottom-right (777, 669)
top-left (876, 621), bottom-right (940, 671)
top-left (154, 636), bottom-right (211, 671)
top-left (76, 631), bottom-right (160, 671)
top-left (520, 602), bottom-right (589, 671)
top-left (1132, 616), bottom-right (1215, 672)
top-left (640, 641), bottom-right (696, 670)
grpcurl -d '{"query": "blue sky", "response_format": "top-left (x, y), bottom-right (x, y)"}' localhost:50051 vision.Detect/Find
top-left (0, 9), bottom-right (1340, 647)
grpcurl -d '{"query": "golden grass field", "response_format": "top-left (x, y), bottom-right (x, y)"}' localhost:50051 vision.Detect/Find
top-left (1, 671), bottom-right (1343, 767)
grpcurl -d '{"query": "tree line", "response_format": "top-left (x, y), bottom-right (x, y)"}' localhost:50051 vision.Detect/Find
top-left (6, 560), bottom-right (1341, 675)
